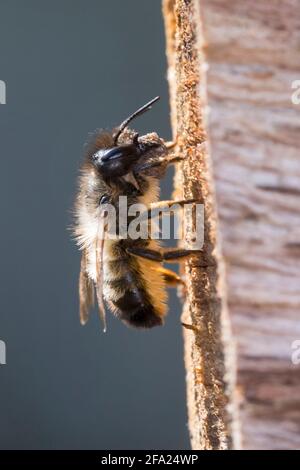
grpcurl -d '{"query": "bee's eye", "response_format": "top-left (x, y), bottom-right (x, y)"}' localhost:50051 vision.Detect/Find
top-left (99, 194), bottom-right (110, 205)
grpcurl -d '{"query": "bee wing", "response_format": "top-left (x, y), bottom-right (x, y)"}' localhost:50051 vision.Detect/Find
top-left (95, 209), bottom-right (108, 332)
top-left (79, 250), bottom-right (95, 325)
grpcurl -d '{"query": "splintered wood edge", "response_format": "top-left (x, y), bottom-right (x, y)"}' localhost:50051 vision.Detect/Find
top-left (162, 0), bottom-right (240, 450)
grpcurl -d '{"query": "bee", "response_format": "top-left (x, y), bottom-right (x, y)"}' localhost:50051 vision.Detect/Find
top-left (74, 97), bottom-right (200, 331)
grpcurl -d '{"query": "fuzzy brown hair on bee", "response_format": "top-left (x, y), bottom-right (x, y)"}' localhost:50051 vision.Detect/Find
top-left (74, 97), bottom-right (200, 331)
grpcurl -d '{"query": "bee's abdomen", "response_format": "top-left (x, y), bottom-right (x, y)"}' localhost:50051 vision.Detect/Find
top-left (113, 290), bottom-right (163, 328)
top-left (104, 265), bottom-right (164, 329)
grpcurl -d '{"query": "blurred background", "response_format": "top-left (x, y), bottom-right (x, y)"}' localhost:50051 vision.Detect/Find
top-left (0, 0), bottom-right (189, 449)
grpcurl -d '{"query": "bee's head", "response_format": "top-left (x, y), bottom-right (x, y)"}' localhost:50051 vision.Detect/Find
top-left (90, 97), bottom-right (163, 179)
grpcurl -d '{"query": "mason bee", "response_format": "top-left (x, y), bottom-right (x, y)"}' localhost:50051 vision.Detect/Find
top-left (74, 97), bottom-right (200, 331)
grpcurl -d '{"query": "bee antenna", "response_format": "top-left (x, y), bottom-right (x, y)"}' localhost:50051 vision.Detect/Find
top-left (114, 96), bottom-right (160, 144)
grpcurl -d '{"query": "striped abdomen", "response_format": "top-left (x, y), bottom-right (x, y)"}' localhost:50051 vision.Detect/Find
top-left (103, 240), bottom-right (167, 328)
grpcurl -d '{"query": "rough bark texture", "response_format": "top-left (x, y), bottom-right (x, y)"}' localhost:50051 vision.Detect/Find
top-left (163, 0), bottom-right (240, 450)
top-left (199, 0), bottom-right (300, 450)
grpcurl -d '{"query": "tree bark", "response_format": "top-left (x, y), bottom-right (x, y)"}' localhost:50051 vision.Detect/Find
top-left (164, 0), bottom-right (300, 450)
top-left (163, 0), bottom-right (240, 450)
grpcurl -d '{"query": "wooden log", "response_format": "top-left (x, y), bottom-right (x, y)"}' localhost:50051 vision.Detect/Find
top-left (163, 0), bottom-right (240, 450)
top-left (164, 0), bottom-right (300, 450)
top-left (200, 0), bottom-right (300, 450)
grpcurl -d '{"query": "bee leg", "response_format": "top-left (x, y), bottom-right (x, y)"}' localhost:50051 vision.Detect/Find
top-left (138, 139), bottom-right (206, 173)
top-left (134, 158), bottom-right (171, 173)
top-left (166, 154), bottom-right (184, 164)
top-left (160, 248), bottom-right (203, 263)
top-left (149, 198), bottom-right (202, 210)
top-left (138, 199), bottom-right (203, 226)
top-left (165, 140), bottom-right (177, 150)
top-left (181, 322), bottom-right (200, 333)
top-left (126, 247), bottom-right (162, 262)
top-left (164, 139), bottom-right (184, 164)
top-left (126, 247), bottom-right (203, 263)
top-left (165, 140), bottom-right (206, 150)
top-left (165, 139), bottom-right (206, 161)
top-left (156, 266), bottom-right (187, 301)
top-left (155, 266), bottom-right (185, 287)
top-left (134, 152), bottom-right (184, 174)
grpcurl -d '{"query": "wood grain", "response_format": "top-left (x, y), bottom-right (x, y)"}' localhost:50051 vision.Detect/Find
top-left (200, 0), bottom-right (300, 450)
top-left (163, 0), bottom-right (240, 450)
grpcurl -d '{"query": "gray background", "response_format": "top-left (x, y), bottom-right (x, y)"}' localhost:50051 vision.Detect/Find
top-left (0, 0), bottom-right (189, 450)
